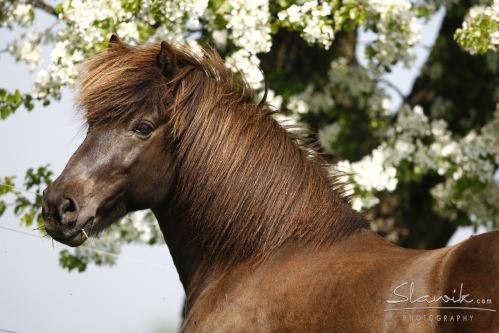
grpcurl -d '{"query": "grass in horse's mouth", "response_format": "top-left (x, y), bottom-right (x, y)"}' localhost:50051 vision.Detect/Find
top-left (81, 228), bottom-right (90, 241)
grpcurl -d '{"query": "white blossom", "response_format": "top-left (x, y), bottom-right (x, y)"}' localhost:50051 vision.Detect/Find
top-left (363, 0), bottom-right (421, 71)
top-left (33, 40), bottom-right (80, 100)
top-left (352, 146), bottom-right (398, 192)
top-left (212, 29), bottom-right (228, 49)
top-left (222, 0), bottom-right (271, 88)
top-left (225, 0), bottom-right (271, 53)
top-left (287, 96), bottom-right (310, 114)
top-left (225, 49), bottom-right (264, 89)
top-left (318, 123), bottom-right (342, 154)
top-left (455, 0), bottom-right (499, 54)
top-left (264, 89), bottom-right (283, 110)
top-left (12, 3), bottom-right (33, 24)
top-left (332, 102), bottom-right (499, 220)
top-left (277, 1), bottom-right (334, 48)
top-left (7, 32), bottom-right (41, 70)
top-left (117, 22), bottom-right (140, 43)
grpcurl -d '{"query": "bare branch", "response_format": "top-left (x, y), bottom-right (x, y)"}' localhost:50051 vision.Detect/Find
top-left (28, 0), bottom-right (57, 17)
top-left (378, 78), bottom-right (405, 99)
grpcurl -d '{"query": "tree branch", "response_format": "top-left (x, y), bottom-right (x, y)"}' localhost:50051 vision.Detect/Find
top-left (378, 78), bottom-right (405, 99)
top-left (29, 0), bottom-right (57, 17)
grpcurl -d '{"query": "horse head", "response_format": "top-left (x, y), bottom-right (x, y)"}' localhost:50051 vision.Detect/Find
top-left (42, 35), bottom-right (178, 246)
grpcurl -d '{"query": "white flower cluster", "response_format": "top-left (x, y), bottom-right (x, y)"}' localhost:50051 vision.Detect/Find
top-left (318, 122), bottom-right (341, 151)
top-left (388, 104), bottom-right (498, 184)
top-left (33, 41), bottom-right (84, 100)
top-left (1, 2), bottom-right (34, 27)
top-left (117, 22), bottom-right (140, 42)
top-left (287, 85), bottom-right (327, 117)
top-left (431, 179), bottom-right (499, 227)
top-left (226, 0), bottom-right (271, 53)
top-left (225, 49), bottom-right (265, 89)
top-left (7, 32), bottom-right (41, 70)
top-left (264, 89), bottom-right (283, 110)
top-left (149, 0), bottom-right (209, 42)
top-left (335, 102), bottom-right (499, 224)
top-left (277, 1), bottom-right (334, 48)
top-left (276, 0), bottom-right (420, 71)
top-left (430, 104), bottom-right (499, 226)
top-left (224, 0), bottom-right (272, 89)
top-left (31, 0), bottom-right (136, 101)
top-left (61, 0), bottom-right (132, 44)
top-left (362, 0), bottom-right (421, 70)
top-left (336, 146), bottom-right (398, 211)
top-left (288, 93), bottom-right (312, 115)
top-left (288, 57), bottom-right (390, 117)
top-left (12, 3), bottom-right (33, 24)
top-left (455, 0), bottom-right (499, 54)
top-left (287, 58), bottom-right (391, 155)
top-left (29, 0), bottom-right (212, 102)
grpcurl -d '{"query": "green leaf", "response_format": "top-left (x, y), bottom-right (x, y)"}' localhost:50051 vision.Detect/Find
top-left (59, 250), bottom-right (88, 272)
top-left (0, 89), bottom-right (34, 120)
top-left (0, 201), bottom-right (6, 217)
top-left (0, 177), bottom-right (15, 195)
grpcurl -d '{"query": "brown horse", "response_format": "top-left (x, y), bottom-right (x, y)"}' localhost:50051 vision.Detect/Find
top-left (42, 35), bottom-right (498, 332)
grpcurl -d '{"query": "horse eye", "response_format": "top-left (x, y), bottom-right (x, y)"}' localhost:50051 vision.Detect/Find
top-left (133, 121), bottom-right (154, 136)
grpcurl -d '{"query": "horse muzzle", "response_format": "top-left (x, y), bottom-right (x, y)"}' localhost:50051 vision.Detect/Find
top-left (42, 185), bottom-right (95, 247)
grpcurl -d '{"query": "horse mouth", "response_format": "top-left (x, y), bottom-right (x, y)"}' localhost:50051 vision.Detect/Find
top-left (46, 217), bottom-right (95, 247)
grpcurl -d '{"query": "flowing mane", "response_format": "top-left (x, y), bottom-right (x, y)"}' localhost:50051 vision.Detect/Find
top-left (77, 41), bottom-right (367, 264)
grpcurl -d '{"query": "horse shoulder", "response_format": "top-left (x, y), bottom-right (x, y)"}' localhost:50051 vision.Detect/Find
top-left (180, 276), bottom-right (275, 333)
top-left (181, 243), bottom-right (352, 332)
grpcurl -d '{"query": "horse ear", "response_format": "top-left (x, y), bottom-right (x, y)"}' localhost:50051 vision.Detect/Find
top-left (157, 41), bottom-right (177, 77)
top-left (108, 34), bottom-right (124, 49)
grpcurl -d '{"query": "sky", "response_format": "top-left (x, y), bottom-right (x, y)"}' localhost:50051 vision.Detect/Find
top-left (0, 7), bottom-right (489, 333)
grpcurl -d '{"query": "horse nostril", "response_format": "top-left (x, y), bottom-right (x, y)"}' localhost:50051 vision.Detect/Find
top-left (58, 197), bottom-right (79, 226)
top-left (61, 198), bottom-right (76, 214)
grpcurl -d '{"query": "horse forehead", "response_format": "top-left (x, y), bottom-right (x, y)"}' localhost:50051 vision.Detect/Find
top-left (83, 98), bottom-right (165, 127)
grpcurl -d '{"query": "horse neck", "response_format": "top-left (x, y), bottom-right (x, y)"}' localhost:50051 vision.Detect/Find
top-left (153, 207), bottom-right (210, 304)
top-left (154, 76), bottom-right (366, 298)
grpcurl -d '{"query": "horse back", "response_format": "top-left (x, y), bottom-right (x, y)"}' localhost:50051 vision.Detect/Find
top-left (437, 230), bottom-right (499, 332)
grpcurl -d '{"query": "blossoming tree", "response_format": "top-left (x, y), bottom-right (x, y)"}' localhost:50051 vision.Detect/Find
top-left (1, 0), bottom-right (498, 271)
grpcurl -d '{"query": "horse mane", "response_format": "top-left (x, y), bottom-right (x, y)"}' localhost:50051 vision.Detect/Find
top-left (78, 41), bottom-right (368, 264)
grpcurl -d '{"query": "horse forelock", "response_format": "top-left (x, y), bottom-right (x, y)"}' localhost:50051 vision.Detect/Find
top-left (77, 41), bottom-right (367, 264)
top-left (77, 42), bottom-right (253, 126)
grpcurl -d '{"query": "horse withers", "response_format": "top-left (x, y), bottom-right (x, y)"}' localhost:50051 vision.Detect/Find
top-left (42, 35), bottom-right (498, 332)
